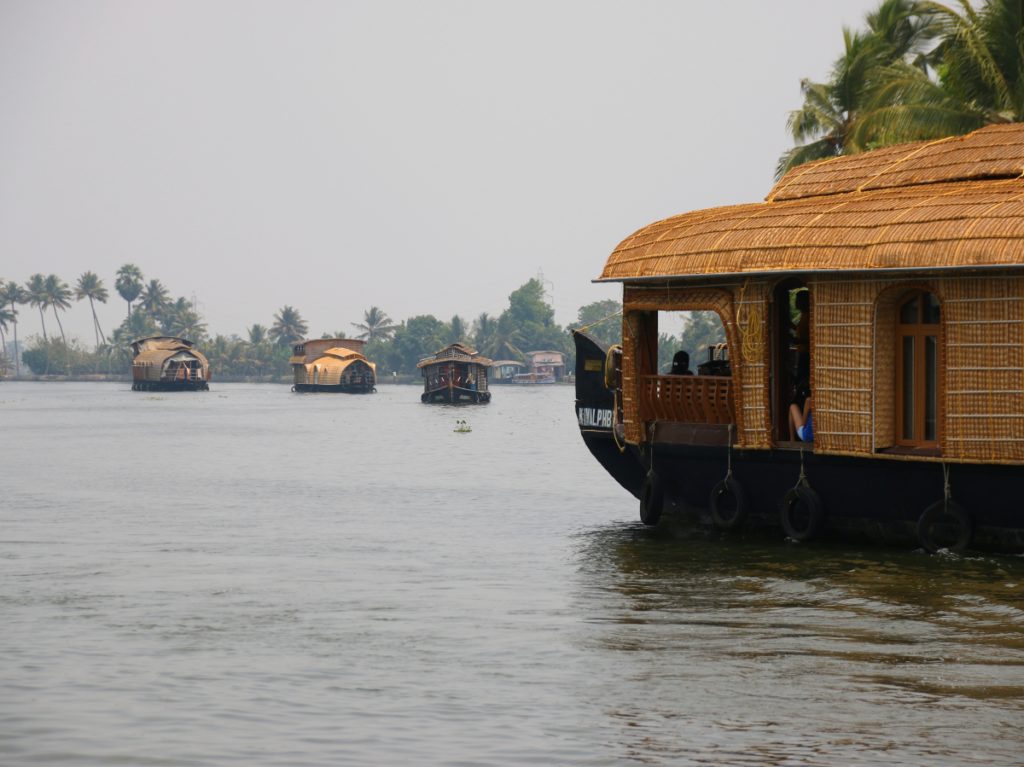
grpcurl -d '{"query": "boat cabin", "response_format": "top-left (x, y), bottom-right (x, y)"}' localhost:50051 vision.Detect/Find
top-left (576, 123), bottom-right (1024, 552)
top-left (290, 338), bottom-right (376, 393)
top-left (131, 336), bottom-right (210, 391)
top-left (418, 343), bottom-right (492, 403)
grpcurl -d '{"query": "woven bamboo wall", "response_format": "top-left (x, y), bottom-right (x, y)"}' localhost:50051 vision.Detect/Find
top-left (810, 280), bottom-right (876, 455)
top-left (942, 276), bottom-right (1024, 463)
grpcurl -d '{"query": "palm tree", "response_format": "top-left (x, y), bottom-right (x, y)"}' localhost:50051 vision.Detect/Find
top-left (138, 279), bottom-right (170, 321)
top-left (0, 305), bottom-right (13, 359)
top-left (75, 271), bottom-right (109, 347)
top-left (351, 306), bottom-right (396, 343)
top-left (114, 264), bottom-right (144, 320)
top-left (853, 0), bottom-right (1024, 146)
top-left (247, 324), bottom-right (267, 345)
top-left (777, 0), bottom-right (942, 177)
top-left (448, 315), bottom-right (467, 344)
top-left (44, 274), bottom-right (72, 348)
top-left (160, 296), bottom-right (206, 340)
top-left (25, 274), bottom-right (49, 342)
top-left (0, 281), bottom-right (25, 376)
top-left (270, 305), bottom-right (309, 347)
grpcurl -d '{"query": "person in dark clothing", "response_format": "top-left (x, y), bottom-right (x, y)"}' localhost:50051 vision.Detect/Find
top-left (670, 351), bottom-right (693, 375)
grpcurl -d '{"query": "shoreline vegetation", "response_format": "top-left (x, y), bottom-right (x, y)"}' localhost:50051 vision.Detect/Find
top-left (0, 265), bottom-right (726, 384)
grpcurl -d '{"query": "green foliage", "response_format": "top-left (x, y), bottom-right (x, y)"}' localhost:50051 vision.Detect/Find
top-left (778, 0), bottom-right (1024, 177)
top-left (382, 315), bottom-right (447, 374)
top-left (575, 299), bottom-right (622, 347)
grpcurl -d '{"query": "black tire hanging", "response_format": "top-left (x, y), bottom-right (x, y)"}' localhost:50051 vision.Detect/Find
top-left (709, 476), bottom-right (748, 532)
top-left (779, 485), bottom-right (825, 542)
top-left (639, 470), bottom-right (663, 526)
top-left (917, 500), bottom-right (973, 554)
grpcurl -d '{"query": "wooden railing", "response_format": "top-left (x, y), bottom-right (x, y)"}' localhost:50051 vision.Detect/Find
top-left (639, 374), bottom-right (735, 425)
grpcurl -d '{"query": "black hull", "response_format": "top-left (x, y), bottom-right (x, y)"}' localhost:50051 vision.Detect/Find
top-left (293, 383), bottom-right (376, 393)
top-left (572, 330), bottom-right (1024, 553)
top-left (132, 381), bottom-right (209, 392)
top-left (421, 387), bottom-right (491, 404)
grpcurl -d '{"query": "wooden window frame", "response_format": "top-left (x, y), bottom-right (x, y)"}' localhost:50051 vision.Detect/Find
top-left (895, 291), bottom-right (941, 448)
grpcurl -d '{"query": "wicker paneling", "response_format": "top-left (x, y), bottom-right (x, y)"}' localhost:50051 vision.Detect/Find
top-left (943, 277), bottom-right (1024, 462)
top-left (810, 280), bottom-right (876, 454)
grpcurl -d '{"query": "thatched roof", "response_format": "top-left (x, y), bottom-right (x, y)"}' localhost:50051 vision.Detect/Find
top-left (131, 336), bottom-right (208, 366)
top-left (600, 123), bottom-right (1024, 282)
top-left (417, 343), bottom-right (493, 368)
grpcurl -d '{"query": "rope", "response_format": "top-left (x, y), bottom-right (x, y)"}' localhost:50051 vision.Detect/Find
top-left (572, 309), bottom-right (623, 336)
top-left (611, 389), bottom-right (626, 453)
top-left (795, 445), bottom-right (808, 489)
top-left (736, 281), bottom-right (765, 364)
top-left (942, 462), bottom-right (951, 509)
top-left (725, 423), bottom-right (734, 481)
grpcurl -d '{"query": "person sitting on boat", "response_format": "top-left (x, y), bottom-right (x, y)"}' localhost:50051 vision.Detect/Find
top-left (789, 395), bottom-right (813, 442)
top-left (670, 350), bottom-right (693, 375)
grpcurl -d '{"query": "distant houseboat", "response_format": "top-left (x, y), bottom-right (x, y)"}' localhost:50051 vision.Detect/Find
top-left (418, 343), bottom-right (492, 403)
top-left (290, 338), bottom-right (376, 393)
top-left (131, 336), bottom-right (210, 391)
top-left (489, 360), bottom-right (527, 384)
top-left (512, 350), bottom-right (566, 384)
top-left (575, 123), bottom-right (1024, 554)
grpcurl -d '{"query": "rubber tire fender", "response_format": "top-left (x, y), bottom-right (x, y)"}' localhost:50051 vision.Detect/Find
top-left (710, 476), bottom-right (748, 532)
top-left (639, 470), bottom-right (663, 526)
top-left (779, 485), bottom-right (825, 542)
top-left (917, 500), bottom-right (972, 554)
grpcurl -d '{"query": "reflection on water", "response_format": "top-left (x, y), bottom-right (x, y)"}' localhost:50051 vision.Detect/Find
top-left (571, 520), bottom-right (1024, 765)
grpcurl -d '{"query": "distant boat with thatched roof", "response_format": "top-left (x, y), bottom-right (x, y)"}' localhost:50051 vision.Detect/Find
top-left (418, 343), bottom-right (492, 403)
top-left (290, 338), bottom-right (376, 393)
top-left (131, 336), bottom-right (210, 391)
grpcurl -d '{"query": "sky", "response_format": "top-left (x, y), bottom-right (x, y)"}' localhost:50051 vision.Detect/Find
top-left (0, 0), bottom-right (885, 345)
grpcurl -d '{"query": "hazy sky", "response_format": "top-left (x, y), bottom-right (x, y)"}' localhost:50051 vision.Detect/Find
top-left (1, 1), bottom-right (883, 344)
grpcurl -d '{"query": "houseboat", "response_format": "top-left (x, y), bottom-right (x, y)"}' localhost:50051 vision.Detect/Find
top-left (290, 338), bottom-right (376, 393)
top-left (511, 350), bottom-right (566, 384)
top-left (575, 123), bottom-right (1024, 554)
top-left (131, 336), bottom-right (210, 391)
top-left (419, 343), bottom-right (492, 403)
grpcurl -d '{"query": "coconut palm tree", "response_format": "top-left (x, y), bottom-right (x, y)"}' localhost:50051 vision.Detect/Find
top-left (247, 324), bottom-right (267, 345)
top-left (75, 271), bottom-right (109, 347)
top-left (351, 306), bottom-right (396, 343)
top-left (270, 305), bottom-right (309, 347)
top-left (25, 274), bottom-right (49, 342)
top-left (115, 264), bottom-right (144, 320)
top-left (160, 296), bottom-right (206, 340)
top-left (138, 279), bottom-right (170, 322)
top-left (777, 0), bottom-right (942, 177)
top-left (0, 305), bottom-right (13, 359)
top-left (852, 0), bottom-right (1024, 147)
top-left (472, 312), bottom-right (496, 352)
top-left (0, 281), bottom-right (24, 376)
top-left (44, 274), bottom-right (72, 349)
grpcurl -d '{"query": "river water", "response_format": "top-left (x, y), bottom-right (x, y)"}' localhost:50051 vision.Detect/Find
top-left (1, 382), bottom-right (1023, 766)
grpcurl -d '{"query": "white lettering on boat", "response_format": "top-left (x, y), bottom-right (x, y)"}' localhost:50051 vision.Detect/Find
top-left (577, 407), bottom-right (613, 429)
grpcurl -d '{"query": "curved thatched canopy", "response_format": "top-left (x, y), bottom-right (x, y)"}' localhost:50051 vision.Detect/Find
top-left (600, 123), bottom-right (1024, 282)
top-left (417, 343), bottom-right (492, 369)
top-left (131, 336), bottom-right (209, 367)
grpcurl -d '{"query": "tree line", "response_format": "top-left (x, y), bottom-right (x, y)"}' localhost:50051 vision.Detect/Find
top-left (0, 266), bottom-right (634, 380)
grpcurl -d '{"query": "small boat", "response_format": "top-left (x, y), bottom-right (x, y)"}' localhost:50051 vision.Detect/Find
top-left (131, 336), bottom-right (210, 391)
top-left (418, 343), bottom-right (492, 403)
top-left (290, 338), bottom-right (376, 393)
top-left (576, 123), bottom-right (1024, 554)
top-left (454, 420), bottom-right (472, 433)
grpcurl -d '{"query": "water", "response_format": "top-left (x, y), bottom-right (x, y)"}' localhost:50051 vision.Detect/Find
top-left (1, 382), bottom-right (1023, 766)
